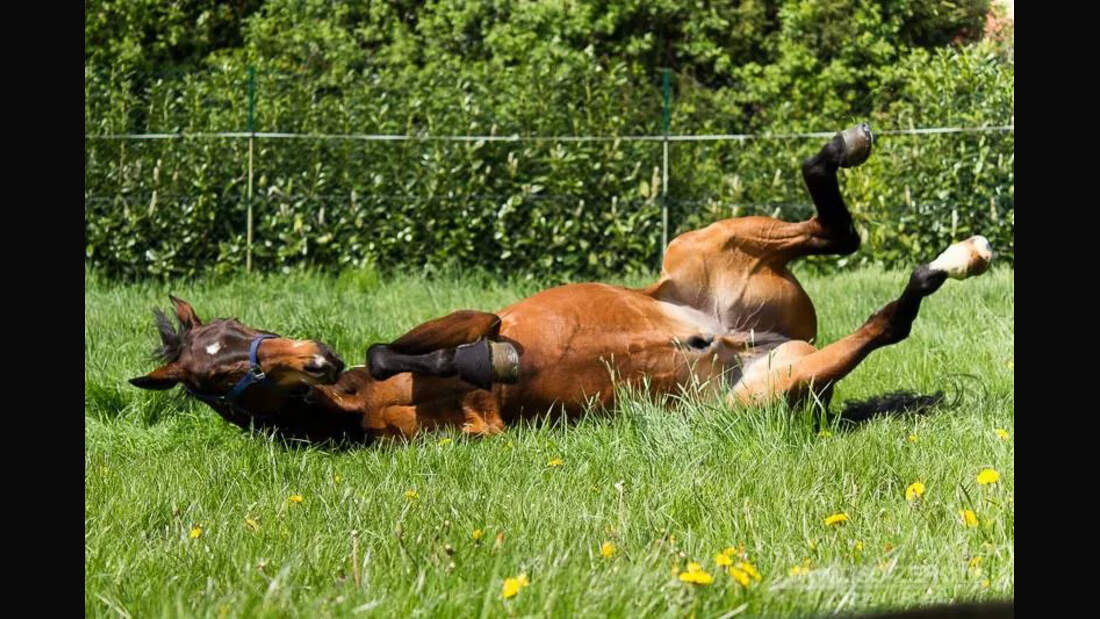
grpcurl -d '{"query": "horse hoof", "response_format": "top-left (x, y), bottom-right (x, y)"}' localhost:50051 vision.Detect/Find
top-left (838, 123), bottom-right (873, 168)
top-left (454, 340), bottom-right (521, 389)
top-left (489, 341), bottom-right (521, 384)
top-left (928, 235), bottom-right (994, 280)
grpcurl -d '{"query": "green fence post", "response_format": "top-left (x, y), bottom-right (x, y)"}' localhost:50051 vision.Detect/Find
top-left (660, 69), bottom-right (672, 268)
top-left (246, 65), bottom-right (256, 273)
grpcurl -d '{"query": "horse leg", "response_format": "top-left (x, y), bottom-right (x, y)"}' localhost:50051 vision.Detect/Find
top-left (794, 123), bottom-right (873, 257)
top-left (366, 310), bottom-right (519, 389)
top-left (729, 236), bottom-right (993, 407)
top-left (369, 389), bottom-right (505, 439)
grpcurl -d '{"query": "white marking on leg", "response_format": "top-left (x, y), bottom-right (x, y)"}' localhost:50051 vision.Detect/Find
top-left (205, 342), bottom-right (222, 355)
top-left (928, 235), bottom-right (993, 279)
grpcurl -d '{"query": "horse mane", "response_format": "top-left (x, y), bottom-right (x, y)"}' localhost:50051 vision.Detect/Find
top-left (152, 308), bottom-right (186, 362)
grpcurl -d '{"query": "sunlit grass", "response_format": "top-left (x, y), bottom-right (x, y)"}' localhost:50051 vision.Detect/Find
top-left (85, 266), bottom-right (1013, 617)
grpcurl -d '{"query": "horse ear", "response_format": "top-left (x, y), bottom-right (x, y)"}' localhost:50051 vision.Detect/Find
top-left (169, 295), bottom-right (202, 329)
top-left (129, 363), bottom-right (183, 390)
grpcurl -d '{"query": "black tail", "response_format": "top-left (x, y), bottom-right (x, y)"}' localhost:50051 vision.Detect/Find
top-left (836, 390), bottom-right (946, 425)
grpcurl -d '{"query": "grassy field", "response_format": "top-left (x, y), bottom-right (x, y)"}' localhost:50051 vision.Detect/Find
top-left (85, 266), bottom-right (1014, 617)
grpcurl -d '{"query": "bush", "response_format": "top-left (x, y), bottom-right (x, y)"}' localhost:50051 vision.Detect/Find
top-left (84, 0), bottom-right (1013, 280)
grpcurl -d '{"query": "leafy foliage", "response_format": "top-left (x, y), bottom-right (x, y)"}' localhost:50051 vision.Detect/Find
top-left (85, 0), bottom-right (1013, 280)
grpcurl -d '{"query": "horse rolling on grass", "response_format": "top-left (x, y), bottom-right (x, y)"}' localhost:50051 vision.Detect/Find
top-left (130, 123), bottom-right (993, 444)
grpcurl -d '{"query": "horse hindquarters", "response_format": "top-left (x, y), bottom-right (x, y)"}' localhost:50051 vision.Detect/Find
top-left (728, 237), bottom-right (994, 409)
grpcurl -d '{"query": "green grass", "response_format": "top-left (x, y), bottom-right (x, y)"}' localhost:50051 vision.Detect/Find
top-left (85, 266), bottom-right (1014, 617)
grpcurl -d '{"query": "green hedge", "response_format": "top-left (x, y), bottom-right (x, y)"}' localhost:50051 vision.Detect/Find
top-left (84, 0), bottom-right (1013, 280)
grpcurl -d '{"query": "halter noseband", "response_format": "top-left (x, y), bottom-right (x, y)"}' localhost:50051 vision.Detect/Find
top-left (186, 334), bottom-right (277, 405)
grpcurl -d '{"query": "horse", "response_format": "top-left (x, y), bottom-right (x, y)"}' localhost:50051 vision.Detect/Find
top-left (129, 124), bottom-right (993, 443)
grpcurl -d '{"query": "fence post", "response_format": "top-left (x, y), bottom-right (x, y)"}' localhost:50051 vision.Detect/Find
top-left (246, 65), bottom-right (256, 273)
top-left (660, 69), bottom-right (671, 268)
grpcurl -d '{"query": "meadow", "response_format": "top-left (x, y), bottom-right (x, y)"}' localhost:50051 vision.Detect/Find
top-left (85, 266), bottom-right (1014, 617)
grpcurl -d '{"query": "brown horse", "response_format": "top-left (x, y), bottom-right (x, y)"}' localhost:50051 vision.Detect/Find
top-left (130, 124), bottom-right (993, 443)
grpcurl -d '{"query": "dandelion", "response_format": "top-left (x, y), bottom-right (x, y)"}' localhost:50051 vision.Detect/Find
top-left (788, 558), bottom-right (812, 577)
top-left (501, 573), bottom-right (530, 599)
top-left (818, 430), bottom-right (832, 438)
top-left (968, 556), bottom-right (983, 570)
top-left (678, 562), bottom-right (714, 585)
top-left (404, 489), bottom-right (419, 500)
top-left (994, 428), bottom-right (1010, 440)
top-left (908, 434), bottom-right (918, 442)
top-left (600, 541), bottom-right (616, 559)
top-left (333, 474), bottom-right (343, 484)
top-left (976, 468), bottom-right (1000, 486)
top-left (960, 509), bottom-right (979, 527)
top-left (732, 561), bottom-right (761, 585)
top-left (244, 518), bottom-right (259, 531)
top-left (982, 579), bottom-right (991, 588)
top-left (905, 481), bottom-right (926, 502)
top-left (853, 541), bottom-right (864, 553)
top-left (288, 494), bottom-right (304, 505)
top-left (189, 526), bottom-right (203, 539)
top-left (472, 529), bottom-right (484, 542)
top-left (439, 438), bottom-right (452, 446)
top-left (547, 458), bottom-right (564, 468)
top-left (715, 551), bottom-right (733, 567)
top-left (824, 512), bottom-right (849, 526)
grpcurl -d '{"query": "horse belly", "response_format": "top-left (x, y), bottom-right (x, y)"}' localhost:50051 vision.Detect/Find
top-left (717, 267), bottom-right (817, 343)
top-left (493, 283), bottom-right (736, 419)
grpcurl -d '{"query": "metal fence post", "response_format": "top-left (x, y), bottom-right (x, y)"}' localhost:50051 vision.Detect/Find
top-left (660, 69), bottom-right (671, 268)
top-left (246, 65), bottom-right (256, 273)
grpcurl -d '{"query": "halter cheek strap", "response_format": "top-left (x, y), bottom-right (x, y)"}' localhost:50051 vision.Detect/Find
top-left (187, 334), bottom-right (278, 404)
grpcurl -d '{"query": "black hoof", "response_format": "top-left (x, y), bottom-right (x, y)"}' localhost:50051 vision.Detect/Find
top-left (838, 123), bottom-right (873, 168)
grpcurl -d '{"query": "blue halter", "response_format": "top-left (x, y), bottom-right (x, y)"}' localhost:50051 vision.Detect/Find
top-left (186, 334), bottom-right (277, 405)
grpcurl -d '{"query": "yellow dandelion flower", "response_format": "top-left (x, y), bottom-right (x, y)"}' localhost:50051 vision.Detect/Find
top-left (905, 481), bottom-right (926, 502)
top-left (729, 566), bottom-right (751, 586)
top-left (600, 541), bottom-right (616, 559)
top-left (976, 468), bottom-right (1000, 485)
top-left (994, 428), bottom-right (1010, 440)
top-left (715, 551), bottom-right (733, 567)
top-left (824, 512), bottom-right (849, 526)
top-left (968, 556), bottom-right (982, 570)
top-left (547, 458), bottom-right (564, 468)
top-left (501, 573), bottom-right (530, 599)
top-left (818, 430), bottom-right (832, 438)
top-left (189, 526), bottom-right (203, 539)
top-left (472, 529), bottom-right (484, 542)
top-left (404, 489), bottom-right (419, 500)
top-left (960, 509), bottom-right (979, 527)
top-left (908, 434), bottom-right (918, 442)
top-left (735, 561), bottom-right (762, 582)
top-left (438, 438), bottom-right (452, 446)
top-left (288, 494), bottom-right (304, 505)
top-left (853, 541), bottom-right (864, 553)
top-left (244, 518), bottom-right (259, 531)
top-left (678, 562), bottom-right (714, 585)
top-left (982, 579), bottom-right (991, 588)
top-left (788, 559), bottom-right (812, 577)
top-left (334, 474), bottom-right (342, 484)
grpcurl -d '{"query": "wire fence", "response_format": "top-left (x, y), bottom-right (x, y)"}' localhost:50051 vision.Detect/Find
top-left (85, 123), bottom-right (1014, 273)
top-left (85, 62), bottom-right (1014, 277)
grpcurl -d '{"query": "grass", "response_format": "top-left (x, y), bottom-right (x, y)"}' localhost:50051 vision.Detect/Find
top-left (85, 266), bottom-right (1014, 617)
